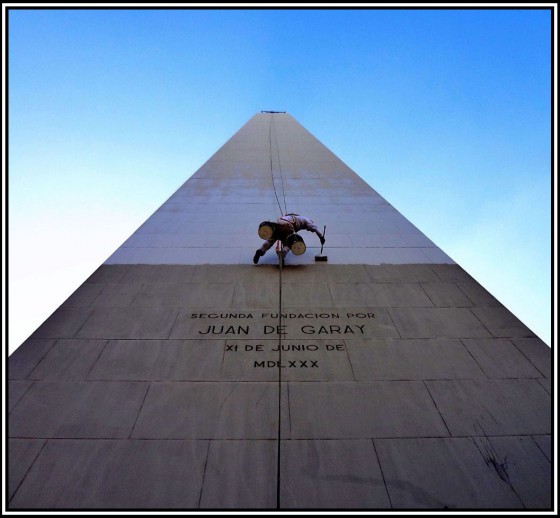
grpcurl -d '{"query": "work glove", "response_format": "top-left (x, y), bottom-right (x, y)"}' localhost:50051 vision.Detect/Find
top-left (319, 233), bottom-right (326, 245)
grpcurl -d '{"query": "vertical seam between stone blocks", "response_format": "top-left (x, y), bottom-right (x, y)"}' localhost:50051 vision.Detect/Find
top-left (128, 280), bottom-right (145, 308)
top-left (385, 309), bottom-right (403, 339)
top-left (287, 383), bottom-right (292, 439)
top-left (85, 339), bottom-right (111, 380)
top-left (276, 251), bottom-right (284, 510)
top-left (459, 339), bottom-right (490, 380)
top-left (219, 339), bottom-right (227, 378)
top-left (8, 381), bottom-right (34, 416)
top-left (166, 310), bottom-right (181, 340)
top-left (25, 339), bottom-right (58, 380)
top-left (417, 282), bottom-right (436, 308)
top-left (358, 264), bottom-right (368, 282)
top-left (8, 438), bottom-right (49, 505)
top-left (226, 282), bottom-right (236, 308)
top-left (423, 381), bottom-right (452, 437)
top-left (534, 378), bottom-right (552, 397)
top-left (455, 282), bottom-right (477, 306)
top-left (197, 440), bottom-right (212, 509)
top-left (427, 263), bottom-right (441, 281)
top-left (89, 282), bottom-right (108, 307)
top-left (231, 283), bottom-right (241, 313)
top-left (466, 307), bottom-right (494, 337)
top-left (128, 382), bottom-right (152, 439)
top-left (508, 338), bottom-right (549, 378)
top-left (530, 435), bottom-right (552, 464)
top-left (325, 279), bottom-right (336, 310)
top-left (71, 308), bottom-right (96, 339)
top-left (192, 264), bottom-right (202, 284)
top-left (371, 439), bottom-right (393, 509)
top-left (342, 338), bottom-right (357, 381)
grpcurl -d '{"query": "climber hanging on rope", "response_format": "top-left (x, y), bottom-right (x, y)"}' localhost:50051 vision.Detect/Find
top-left (253, 213), bottom-right (325, 264)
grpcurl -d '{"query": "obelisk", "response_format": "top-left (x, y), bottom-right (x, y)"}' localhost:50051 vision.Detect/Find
top-left (8, 112), bottom-right (551, 510)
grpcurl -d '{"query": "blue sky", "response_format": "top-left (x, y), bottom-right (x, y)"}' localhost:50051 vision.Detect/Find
top-left (7, 7), bottom-right (554, 353)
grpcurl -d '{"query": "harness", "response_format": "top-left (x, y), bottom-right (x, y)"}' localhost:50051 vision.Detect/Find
top-left (275, 215), bottom-right (297, 243)
top-left (278, 214), bottom-right (299, 232)
top-left (279, 214), bottom-right (296, 225)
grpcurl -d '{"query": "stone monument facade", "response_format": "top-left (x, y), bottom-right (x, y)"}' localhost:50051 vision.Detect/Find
top-left (7, 112), bottom-right (552, 510)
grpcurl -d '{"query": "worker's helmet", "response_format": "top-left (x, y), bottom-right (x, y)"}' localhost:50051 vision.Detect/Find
top-left (286, 233), bottom-right (306, 255)
top-left (258, 221), bottom-right (276, 240)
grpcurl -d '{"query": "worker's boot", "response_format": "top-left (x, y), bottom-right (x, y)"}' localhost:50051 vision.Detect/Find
top-left (253, 249), bottom-right (264, 264)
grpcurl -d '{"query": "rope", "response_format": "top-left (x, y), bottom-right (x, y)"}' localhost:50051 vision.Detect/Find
top-left (269, 113), bottom-right (288, 216)
top-left (276, 243), bottom-right (284, 509)
top-left (268, 112), bottom-right (286, 508)
top-left (272, 114), bottom-right (288, 216)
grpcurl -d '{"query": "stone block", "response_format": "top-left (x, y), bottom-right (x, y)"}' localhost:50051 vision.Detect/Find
top-left (8, 339), bottom-right (55, 379)
top-left (28, 339), bottom-right (108, 381)
top-left (280, 439), bottom-right (390, 508)
top-left (76, 307), bottom-right (178, 339)
top-left (200, 440), bottom-right (276, 508)
top-left (538, 377), bottom-right (551, 395)
top-left (420, 282), bottom-right (472, 307)
top-left (9, 439), bottom-right (208, 509)
top-left (132, 382), bottom-right (285, 439)
top-left (429, 264), bottom-right (476, 283)
top-left (471, 307), bottom-right (536, 338)
top-left (88, 339), bottom-right (223, 381)
top-left (346, 338), bottom-right (485, 380)
top-left (391, 248), bottom-right (438, 264)
top-left (532, 435), bottom-right (551, 462)
top-left (288, 381), bottom-right (449, 439)
top-left (9, 381), bottom-right (148, 438)
top-left (132, 282), bottom-right (236, 308)
top-left (348, 232), bottom-right (406, 247)
top-left (388, 307), bottom-right (491, 338)
top-left (281, 283), bottom-right (334, 307)
top-left (8, 381), bottom-right (33, 413)
top-left (374, 437), bottom-right (523, 508)
top-left (30, 308), bottom-right (94, 339)
top-left (461, 338), bottom-right (544, 379)
top-left (8, 438), bottom-right (46, 501)
top-left (232, 279), bottom-right (334, 308)
top-left (475, 435), bottom-right (552, 509)
top-left (90, 283), bottom-right (143, 307)
top-left (426, 379), bottom-right (551, 436)
top-left (316, 264), bottom-right (371, 283)
top-left (510, 338), bottom-right (552, 378)
top-left (457, 282), bottom-right (502, 307)
top-left (61, 283), bottom-right (104, 307)
top-left (365, 264), bottom-right (440, 283)
top-left (120, 264), bottom-right (196, 283)
top-left (192, 264), bottom-right (265, 284)
top-left (330, 283), bottom-right (433, 307)
top-left (205, 233), bottom-right (257, 247)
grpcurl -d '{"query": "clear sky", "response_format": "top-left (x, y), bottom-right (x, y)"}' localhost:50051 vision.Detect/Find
top-left (6, 6), bottom-right (555, 354)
